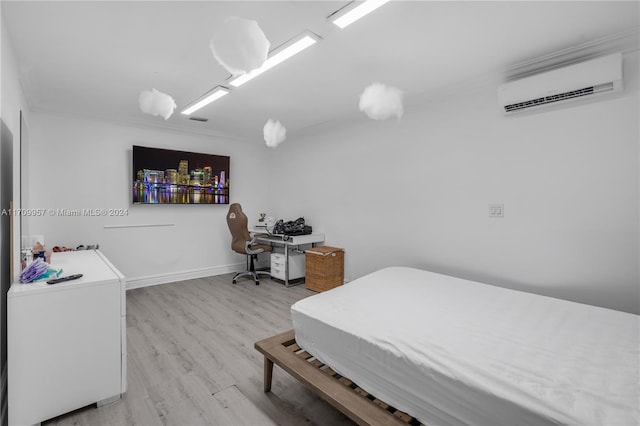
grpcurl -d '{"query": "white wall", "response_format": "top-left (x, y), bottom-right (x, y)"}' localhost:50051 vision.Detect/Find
top-left (1, 11), bottom-right (30, 426)
top-left (25, 112), bottom-right (271, 287)
top-left (1, 11), bottom-right (29, 281)
top-left (17, 48), bottom-right (640, 314)
top-left (270, 51), bottom-right (639, 314)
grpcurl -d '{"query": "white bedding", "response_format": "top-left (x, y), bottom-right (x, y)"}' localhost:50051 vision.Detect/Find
top-left (291, 267), bottom-right (640, 426)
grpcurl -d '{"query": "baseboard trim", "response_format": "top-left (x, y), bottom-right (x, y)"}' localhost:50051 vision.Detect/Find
top-left (126, 263), bottom-right (243, 290)
top-left (1, 363), bottom-right (7, 426)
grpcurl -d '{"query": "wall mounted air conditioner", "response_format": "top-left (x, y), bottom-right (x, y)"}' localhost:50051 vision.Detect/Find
top-left (498, 52), bottom-right (623, 114)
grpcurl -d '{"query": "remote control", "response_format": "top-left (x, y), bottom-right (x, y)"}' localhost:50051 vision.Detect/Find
top-left (47, 274), bottom-right (83, 285)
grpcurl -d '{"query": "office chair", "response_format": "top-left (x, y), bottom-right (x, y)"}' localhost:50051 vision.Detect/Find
top-left (226, 203), bottom-right (272, 285)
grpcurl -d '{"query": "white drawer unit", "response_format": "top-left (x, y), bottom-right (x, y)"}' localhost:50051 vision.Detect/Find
top-left (271, 252), bottom-right (305, 281)
top-left (8, 250), bottom-right (126, 426)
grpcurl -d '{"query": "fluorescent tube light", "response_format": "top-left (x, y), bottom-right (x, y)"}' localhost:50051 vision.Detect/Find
top-left (330, 0), bottom-right (391, 29)
top-left (181, 86), bottom-right (229, 115)
top-left (229, 32), bottom-right (318, 88)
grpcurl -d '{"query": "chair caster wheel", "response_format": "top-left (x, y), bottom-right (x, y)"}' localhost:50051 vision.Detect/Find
top-left (255, 281), bottom-right (260, 285)
top-left (232, 280), bottom-right (237, 284)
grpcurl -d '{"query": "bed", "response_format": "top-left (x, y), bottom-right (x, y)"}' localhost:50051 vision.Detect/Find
top-left (256, 267), bottom-right (639, 426)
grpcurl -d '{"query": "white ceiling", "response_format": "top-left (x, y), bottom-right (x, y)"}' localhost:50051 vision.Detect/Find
top-left (3, 1), bottom-right (639, 143)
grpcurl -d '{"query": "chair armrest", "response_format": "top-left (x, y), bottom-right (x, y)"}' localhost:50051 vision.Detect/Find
top-left (245, 239), bottom-right (265, 255)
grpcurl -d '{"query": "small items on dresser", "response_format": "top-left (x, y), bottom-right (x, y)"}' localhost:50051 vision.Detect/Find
top-left (304, 246), bottom-right (344, 292)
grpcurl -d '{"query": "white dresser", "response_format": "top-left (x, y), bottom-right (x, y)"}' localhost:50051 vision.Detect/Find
top-left (271, 252), bottom-right (305, 281)
top-left (8, 250), bottom-right (126, 425)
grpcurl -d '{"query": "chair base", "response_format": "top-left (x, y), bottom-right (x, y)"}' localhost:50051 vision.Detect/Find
top-left (233, 253), bottom-right (271, 285)
top-left (232, 270), bottom-right (271, 285)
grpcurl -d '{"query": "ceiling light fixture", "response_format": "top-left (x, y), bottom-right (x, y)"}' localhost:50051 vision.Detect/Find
top-left (229, 31), bottom-right (319, 88)
top-left (181, 86), bottom-right (230, 115)
top-left (330, 0), bottom-right (391, 29)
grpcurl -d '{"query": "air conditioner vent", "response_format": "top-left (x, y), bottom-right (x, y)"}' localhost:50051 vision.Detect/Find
top-left (499, 53), bottom-right (622, 114)
top-left (188, 116), bottom-right (208, 122)
top-left (504, 82), bottom-right (614, 113)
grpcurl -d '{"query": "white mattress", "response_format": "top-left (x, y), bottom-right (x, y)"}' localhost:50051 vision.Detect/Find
top-left (291, 267), bottom-right (640, 426)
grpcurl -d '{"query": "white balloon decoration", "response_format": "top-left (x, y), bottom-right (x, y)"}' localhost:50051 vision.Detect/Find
top-left (210, 16), bottom-right (270, 75)
top-left (358, 83), bottom-right (404, 120)
top-left (138, 88), bottom-right (176, 120)
top-left (263, 119), bottom-right (287, 149)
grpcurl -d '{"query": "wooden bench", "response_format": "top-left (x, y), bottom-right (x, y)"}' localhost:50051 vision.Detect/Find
top-left (255, 330), bottom-right (425, 426)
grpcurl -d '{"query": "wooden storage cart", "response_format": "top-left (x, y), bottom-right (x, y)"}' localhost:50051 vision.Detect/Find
top-left (305, 246), bottom-right (344, 292)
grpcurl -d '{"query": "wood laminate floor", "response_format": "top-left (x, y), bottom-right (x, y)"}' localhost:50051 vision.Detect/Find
top-left (44, 274), bottom-right (354, 426)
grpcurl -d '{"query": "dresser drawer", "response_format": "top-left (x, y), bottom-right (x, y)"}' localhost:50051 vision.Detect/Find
top-left (271, 253), bottom-right (286, 268)
top-left (271, 265), bottom-right (286, 280)
top-left (270, 252), bottom-right (305, 280)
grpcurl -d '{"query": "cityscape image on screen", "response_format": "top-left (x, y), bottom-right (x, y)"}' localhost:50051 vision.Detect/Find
top-left (132, 145), bottom-right (230, 204)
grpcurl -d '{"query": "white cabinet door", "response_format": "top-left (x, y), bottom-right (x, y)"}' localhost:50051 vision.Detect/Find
top-left (8, 251), bottom-right (123, 426)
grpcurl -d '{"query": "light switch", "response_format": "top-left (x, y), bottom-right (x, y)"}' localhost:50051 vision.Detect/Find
top-left (489, 204), bottom-right (504, 218)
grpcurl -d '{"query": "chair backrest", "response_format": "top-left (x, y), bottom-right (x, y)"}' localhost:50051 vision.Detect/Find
top-left (226, 203), bottom-right (251, 255)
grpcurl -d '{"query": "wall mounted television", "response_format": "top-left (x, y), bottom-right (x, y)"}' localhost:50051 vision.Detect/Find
top-left (132, 145), bottom-right (230, 204)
